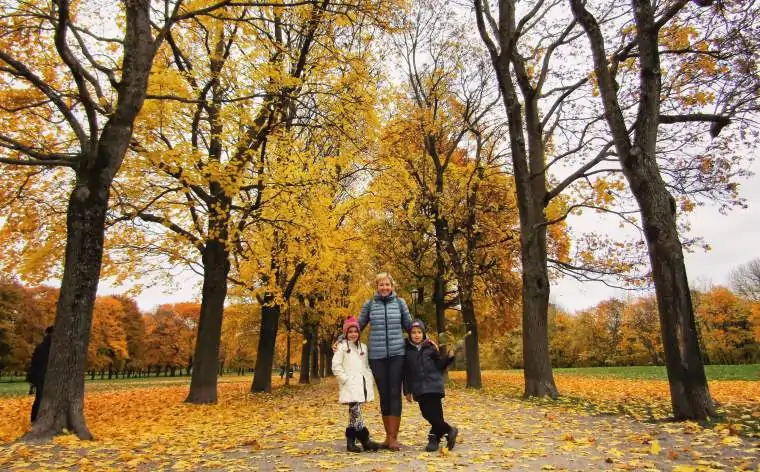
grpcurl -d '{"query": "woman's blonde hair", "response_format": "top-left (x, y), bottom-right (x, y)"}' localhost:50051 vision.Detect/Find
top-left (375, 272), bottom-right (395, 288)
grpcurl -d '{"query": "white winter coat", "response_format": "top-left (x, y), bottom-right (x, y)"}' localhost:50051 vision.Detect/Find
top-left (332, 339), bottom-right (375, 404)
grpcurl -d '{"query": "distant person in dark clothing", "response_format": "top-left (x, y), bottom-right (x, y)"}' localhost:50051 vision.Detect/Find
top-left (28, 326), bottom-right (53, 423)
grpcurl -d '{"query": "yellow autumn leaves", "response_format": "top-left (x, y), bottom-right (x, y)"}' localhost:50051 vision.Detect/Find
top-left (1, 371), bottom-right (757, 470)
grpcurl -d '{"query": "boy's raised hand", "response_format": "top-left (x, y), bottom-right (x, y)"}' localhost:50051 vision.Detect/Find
top-left (332, 335), bottom-right (344, 353)
top-left (446, 339), bottom-right (466, 358)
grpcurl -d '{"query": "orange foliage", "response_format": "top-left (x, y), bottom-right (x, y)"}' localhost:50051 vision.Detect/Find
top-left (88, 297), bottom-right (129, 371)
top-left (143, 303), bottom-right (199, 371)
top-left (695, 287), bottom-right (759, 364)
top-left (0, 280), bottom-right (56, 373)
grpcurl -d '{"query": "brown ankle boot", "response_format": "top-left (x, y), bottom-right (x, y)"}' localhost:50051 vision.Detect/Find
top-left (387, 416), bottom-right (401, 451)
top-left (379, 416), bottom-right (391, 449)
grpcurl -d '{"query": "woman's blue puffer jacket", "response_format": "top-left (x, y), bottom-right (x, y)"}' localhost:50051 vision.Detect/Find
top-left (358, 292), bottom-right (412, 360)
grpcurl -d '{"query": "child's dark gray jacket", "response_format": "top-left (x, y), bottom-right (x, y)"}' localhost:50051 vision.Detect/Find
top-left (402, 338), bottom-right (454, 400)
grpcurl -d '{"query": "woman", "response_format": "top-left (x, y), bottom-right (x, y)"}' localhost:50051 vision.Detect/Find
top-left (357, 272), bottom-right (412, 450)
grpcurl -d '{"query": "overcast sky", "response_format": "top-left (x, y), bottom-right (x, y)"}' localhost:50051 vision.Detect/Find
top-left (550, 157), bottom-right (760, 311)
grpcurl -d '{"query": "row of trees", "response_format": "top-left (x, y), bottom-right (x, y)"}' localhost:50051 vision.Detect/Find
top-left (479, 285), bottom-right (760, 369)
top-left (0, 278), bottom-right (339, 381)
top-left (1, 0), bottom-right (758, 440)
top-left (471, 0), bottom-right (759, 421)
top-left (5, 275), bottom-right (756, 383)
top-left (0, 280), bottom-right (199, 377)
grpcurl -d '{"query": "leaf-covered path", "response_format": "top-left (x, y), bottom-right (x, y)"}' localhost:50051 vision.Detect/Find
top-left (0, 373), bottom-right (758, 471)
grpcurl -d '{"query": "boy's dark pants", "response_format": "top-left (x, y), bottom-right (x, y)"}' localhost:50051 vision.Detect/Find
top-left (417, 393), bottom-right (451, 438)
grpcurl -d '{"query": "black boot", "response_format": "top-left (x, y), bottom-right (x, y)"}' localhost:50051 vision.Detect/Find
top-left (445, 426), bottom-right (458, 450)
top-left (425, 433), bottom-right (440, 452)
top-left (345, 427), bottom-right (362, 453)
top-left (356, 427), bottom-right (380, 452)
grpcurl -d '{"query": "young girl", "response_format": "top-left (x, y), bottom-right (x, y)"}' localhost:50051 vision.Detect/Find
top-left (332, 316), bottom-right (380, 452)
top-left (403, 319), bottom-right (459, 452)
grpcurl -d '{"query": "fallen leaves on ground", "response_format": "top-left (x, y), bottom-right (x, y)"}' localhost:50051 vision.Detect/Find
top-left (0, 372), bottom-right (756, 471)
top-left (462, 371), bottom-right (760, 437)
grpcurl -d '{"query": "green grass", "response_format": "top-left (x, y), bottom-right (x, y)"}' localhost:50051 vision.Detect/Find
top-left (2, 365), bottom-right (757, 398)
top-left (0, 373), bottom-right (251, 397)
top-left (550, 364), bottom-right (760, 381)
top-left (0, 382), bottom-right (32, 397)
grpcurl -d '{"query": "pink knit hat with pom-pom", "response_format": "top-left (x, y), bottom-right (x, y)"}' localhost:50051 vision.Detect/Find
top-left (343, 316), bottom-right (360, 335)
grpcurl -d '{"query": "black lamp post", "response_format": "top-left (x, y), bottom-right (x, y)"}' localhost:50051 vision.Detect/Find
top-left (285, 298), bottom-right (291, 386)
top-left (410, 288), bottom-right (418, 318)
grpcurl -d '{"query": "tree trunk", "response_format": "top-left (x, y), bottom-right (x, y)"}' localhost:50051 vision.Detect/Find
top-left (570, 0), bottom-right (714, 420)
top-left (433, 248), bottom-right (447, 342)
top-left (20, 0), bottom-right (159, 442)
top-left (629, 1), bottom-right (714, 420)
top-left (521, 250), bottom-right (556, 397)
top-left (325, 344), bottom-right (333, 377)
top-left (285, 321), bottom-right (292, 386)
top-left (299, 327), bottom-right (312, 384)
top-left (318, 340), bottom-right (327, 378)
top-left (520, 192), bottom-right (556, 397)
top-left (310, 331), bottom-right (320, 380)
top-left (502, 70), bottom-right (557, 398)
top-left (185, 241), bottom-right (230, 404)
top-left (186, 34), bottom-right (232, 403)
top-left (22, 172), bottom-right (110, 441)
top-left (625, 140), bottom-right (715, 419)
top-left (473, 1), bottom-right (558, 398)
top-left (251, 298), bottom-right (280, 392)
top-left (460, 296), bottom-right (482, 388)
top-left (433, 257), bottom-right (449, 382)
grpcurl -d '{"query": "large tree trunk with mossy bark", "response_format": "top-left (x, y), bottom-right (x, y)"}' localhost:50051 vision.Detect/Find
top-left (185, 238), bottom-right (230, 404)
top-left (569, 0), bottom-right (714, 419)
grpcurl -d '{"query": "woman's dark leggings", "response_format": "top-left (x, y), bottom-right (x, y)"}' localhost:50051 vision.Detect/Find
top-left (417, 394), bottom-right (451, 438)
top-left (369, 356), bottom-right (405, 416)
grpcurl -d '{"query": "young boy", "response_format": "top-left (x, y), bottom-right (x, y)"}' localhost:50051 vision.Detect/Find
top-left (403, 319), bottom-right (459, 452)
